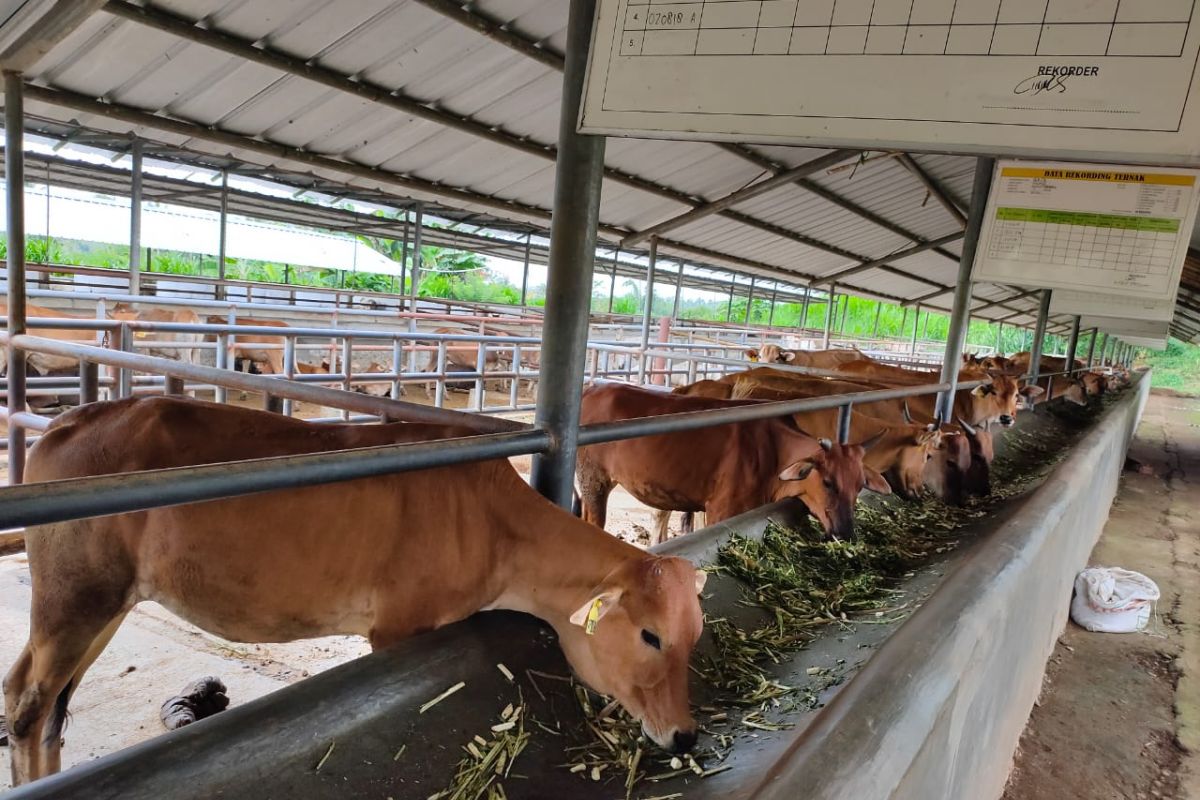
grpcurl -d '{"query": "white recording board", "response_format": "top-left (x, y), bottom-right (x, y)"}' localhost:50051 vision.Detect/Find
top-left (1080, 315), bottom-right (1171, 338)
top-left (973, 160), bottom-right (1200, 300)
top-left (580, 0), bottom-right (1200, 164)
top-left (1049, 288), bottom-right (1178, 322)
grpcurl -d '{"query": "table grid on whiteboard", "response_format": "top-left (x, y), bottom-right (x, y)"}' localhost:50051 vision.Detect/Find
top-left (985, 208), bottom-right (1178, 276)
top-left (619, 0), bottom-right (1193, 58)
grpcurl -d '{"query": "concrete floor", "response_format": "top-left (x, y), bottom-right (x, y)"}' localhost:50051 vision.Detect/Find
top-left (1004, 391), bottom-right (1200, 800)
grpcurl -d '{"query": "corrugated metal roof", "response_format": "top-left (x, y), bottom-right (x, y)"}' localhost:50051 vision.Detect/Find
top-left (3, 0), bottom-right (1193, 339)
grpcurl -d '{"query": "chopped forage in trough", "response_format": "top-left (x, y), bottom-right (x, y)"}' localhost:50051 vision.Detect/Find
top-left (4, 397), bottom-right (706, 786)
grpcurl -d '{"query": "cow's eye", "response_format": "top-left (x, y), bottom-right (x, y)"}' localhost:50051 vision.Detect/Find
top-left (823, 478), bottom-right (833, 489)
top-left (641, 629), bottom-right (661, 650)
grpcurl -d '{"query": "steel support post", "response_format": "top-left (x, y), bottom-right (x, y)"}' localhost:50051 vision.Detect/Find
top-left (935, 156), bottom-right (995, 423)
top-left (637, 237), bottom-right (658, 384)
top-left (607, 249), bottom-right (618, 314)
top-left (672, 261), bottom-right (684, 319)
top-left (410, 202), bottom-right (424, 309)
top-left (726, 278), bottom-right (735, 321)
top-left (1028, 289), bottom-right (1052, 385)
top-left (871, 302), bottom-right (882, 337)
top-left (530, 0), bottom-right (606, 509)
top-left (5, 73), bottom-right (28, 483)
top-left (910, 305), bottom-right (921, 355)
top-left (1084, 328), bottom-right (1099, 367)
top-left (1064, 315), bottom-right (1081, 374)
top-left (399, 209), bottom-right (410, 298)
top-left (744, 277), bottom-right (756, 325)
top-left (822, 287), bottom-right (835, 349)
top-left (996, 321), bottom-right (1004, 353)
top-left (128, 137), bottom-right (143, 296)
top-left (520, 232), bottom-right (532, 307)
top-left (800, 290), bottom-right (811, 332)
top-left (216, 168), bottom-right (229, 300)
top-left (79, 360), bottom-right (98, 404)
top-left (768, 286), bottom-right (778, 327)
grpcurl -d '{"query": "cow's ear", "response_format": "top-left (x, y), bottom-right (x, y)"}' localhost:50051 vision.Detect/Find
top-left (1021, 385), bottom-right (1045, 398)
top-left (782, 351), bottom-right (796, 362)
top-left (864, 466), bottom-right (892, 495)
top-left (778, 459), bottom-right (816, 482)
top-left (694, 570), bottom-right (708, 594)
top-left (746, 349), bottom-right (760, 362)
top-left (569, 587), bottom-right (623, 631)
top-left (971, 384), bottom-right (995, 397)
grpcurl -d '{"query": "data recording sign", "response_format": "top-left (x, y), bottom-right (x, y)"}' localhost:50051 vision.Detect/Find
top-left (580, 0), bottom-right (1200, 164)
top-left (973, 161), bottom-right (1200, 300)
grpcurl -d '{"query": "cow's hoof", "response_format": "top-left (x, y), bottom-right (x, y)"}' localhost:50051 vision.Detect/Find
top-left (160, 676), bottom-right (230, 730)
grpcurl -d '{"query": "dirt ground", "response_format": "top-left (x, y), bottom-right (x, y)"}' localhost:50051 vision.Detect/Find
top-left (1003, 391), bottom-right (1200, 800)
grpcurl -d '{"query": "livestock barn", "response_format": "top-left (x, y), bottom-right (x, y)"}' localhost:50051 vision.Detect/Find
top-left (0, 1), bottom-right (1197, 798)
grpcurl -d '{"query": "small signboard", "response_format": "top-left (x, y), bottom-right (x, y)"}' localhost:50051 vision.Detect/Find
top-left (580, 0), bottom-right (1200, 164)
top-left (973, 161), bottom-right (1200, 301)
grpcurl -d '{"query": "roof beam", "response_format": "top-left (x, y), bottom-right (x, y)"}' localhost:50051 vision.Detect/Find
top-left (812, 233), bottom-right (963, 285)
top-left (621, 149), bottom-right (857, 247)
top-left (898, 154), bottom-right (967, 225)
top-left (406, 0), bottom-right (565, 71)
top-left (102, 0), bottom-right (707, 211)
top-left (0, 0), bottom-right (107, 72)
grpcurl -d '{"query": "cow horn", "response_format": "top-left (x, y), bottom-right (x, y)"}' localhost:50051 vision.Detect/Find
top-left (902, 399), bottom-right (914, 424)
top-left (956, 416), bottom-right (977, 437)
top-left (818, 437), bottom-right (833, 451)
top-left (858, 431), bottom-right (885, 451)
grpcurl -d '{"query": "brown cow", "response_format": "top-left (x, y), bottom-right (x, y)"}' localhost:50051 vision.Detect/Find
top-left (205, 315), bottom-right (290, 375)
top-left (721, 369), bottom-right (989, 504)
top-left (732, 383), bottom-right (943, 500)
top-left (747, 345), bottom-right (866, 369)
top-left (671, 379), bottom-right (733, 399)
top-left (0, 303), bottom-right (99, 376)
top-left (110, 303), bottom-right (201, 365)
top-left (5, 397), bottom-right (707, 784)
top-left (577, 383), bottom-right (890, 541)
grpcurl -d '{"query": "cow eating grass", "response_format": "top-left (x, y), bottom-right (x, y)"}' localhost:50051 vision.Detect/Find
top-left (576, 384), bottom-right (890, 542)
top-left (4, 397), bottom-right (706, 785)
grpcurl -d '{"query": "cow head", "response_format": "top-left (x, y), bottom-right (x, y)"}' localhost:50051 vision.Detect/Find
top-left (1080, 372), bottom-right (1107, 397)
top-left (886, 424), bottom-right (943, 500)
top-left (1060, 378), bottom-right (1089, 406)
top-left (775, 436), bottom-right (891, 540)
top-left (980, 354), bottom-right (1017, 375)
top-left (957, 417), bottom-right (994, 497)
top-left (747, 345), bottom-right (793, 364)
top-left (970, 374), bottom-right (1037, 427)
top-left (559, 556), bottom-right (705, 753)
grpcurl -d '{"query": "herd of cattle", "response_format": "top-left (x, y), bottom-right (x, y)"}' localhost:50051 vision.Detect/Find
top-left (576, 343), bottom-right (1130, 544)
top-left (2, 311), bottom-right (1132, 787)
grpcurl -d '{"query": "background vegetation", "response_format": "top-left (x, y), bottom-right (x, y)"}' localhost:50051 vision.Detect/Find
top-left (2, 230), bottom-right (1088, 356)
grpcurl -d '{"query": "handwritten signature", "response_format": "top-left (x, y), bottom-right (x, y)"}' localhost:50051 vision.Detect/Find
top-left (1013, 73), bottom-right (1070, 95)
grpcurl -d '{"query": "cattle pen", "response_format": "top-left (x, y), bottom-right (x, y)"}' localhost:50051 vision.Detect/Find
top-left (0, 2), bottom-right (1196, 800)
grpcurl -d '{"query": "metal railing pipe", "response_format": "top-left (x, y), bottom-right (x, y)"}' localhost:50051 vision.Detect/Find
top-left (8, 335), bottom-right (528, 434)
top-left (575, 380), bottom-right (983, 446)
top-left (0, 429), bottom-right (553, 531)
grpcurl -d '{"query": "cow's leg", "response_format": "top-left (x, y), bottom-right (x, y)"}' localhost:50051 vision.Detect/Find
top-left (5, 607), bottom-right (127, 785)
top-left (680, 512), bottom-right (695, 535)
top-left (575, 463), bottom-right (613, 531)
top-left (651, 510), bottom-right (672, 546)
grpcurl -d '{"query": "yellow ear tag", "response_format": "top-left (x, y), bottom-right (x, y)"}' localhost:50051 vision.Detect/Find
top-left (584, 599), bottom-right (603, 635)
top-left (749, 355), bottom-right (758, 362)
top-left (135, 331), bottom-right (149, 339)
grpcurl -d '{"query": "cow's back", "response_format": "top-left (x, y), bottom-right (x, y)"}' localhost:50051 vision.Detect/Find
top-left (25, 398), bottom-right (516, 641)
